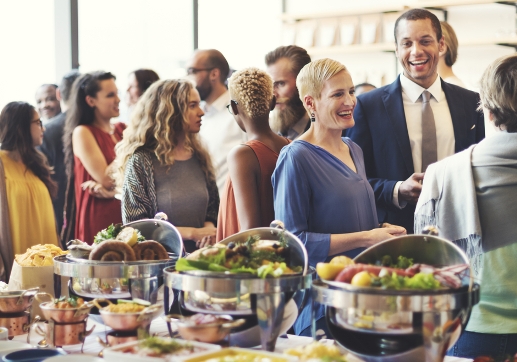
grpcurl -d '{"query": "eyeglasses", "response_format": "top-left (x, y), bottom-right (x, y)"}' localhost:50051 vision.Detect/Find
top-left (187, 67), bottom-right (215, 75)
top-left (31, 119), bottom-right (43, 128)
top-left (226, 100), bottom-right (238, 115)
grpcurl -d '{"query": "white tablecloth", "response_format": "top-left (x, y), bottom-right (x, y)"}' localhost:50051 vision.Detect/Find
top-left (9, 318), bottom-right (472, 362)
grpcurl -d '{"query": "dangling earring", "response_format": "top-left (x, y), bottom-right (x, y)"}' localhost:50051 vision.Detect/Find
top-left (311, 113), bottom-right (315, 122)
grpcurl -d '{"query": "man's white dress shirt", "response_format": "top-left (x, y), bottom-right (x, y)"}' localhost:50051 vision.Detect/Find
top-left (393, 74), bottom-right (455, 207)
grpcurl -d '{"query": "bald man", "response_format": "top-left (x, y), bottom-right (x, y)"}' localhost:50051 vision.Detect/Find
top-left (35, 84), bottom-right (61, 121)
top-left (186, 49), bottom-right (246, 196)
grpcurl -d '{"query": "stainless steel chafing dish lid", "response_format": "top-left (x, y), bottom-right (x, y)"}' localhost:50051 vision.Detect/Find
top-left (217, 220), bottom-right (308, 275)
top-left (124, 212), bottom-right (184, 256)
top-left (354, 233), bottom-right (470, 267)
top-left (353, 230), bottom-right (473, 290)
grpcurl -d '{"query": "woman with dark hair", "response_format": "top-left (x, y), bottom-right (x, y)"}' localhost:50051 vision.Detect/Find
top-left (0, 102), bottom-right (58, 281)
top-left (116, 79), bottom-right (218, 252)
top-left (126, 69), bottom-right (160, 109)
top-left (63, 71), bottom-right (125, 245)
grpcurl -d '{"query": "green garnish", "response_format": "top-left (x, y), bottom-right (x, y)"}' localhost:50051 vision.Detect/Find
top-left (378, 255), bottom-right (414, 269)
top-left (54, 296), bottom-right (79, 307)
top-left (277, 230), bottom-right (288, 248)
top-left (139, 337), bottom-right (193, 355)
top-left (94, 223), bottom-right (145, 244)
top-left (249, 250), bottom-right (285, 264)
top-left (244, 235), bottom-right (260, 249)
top-left (371, 272), bottom-right (441, 290)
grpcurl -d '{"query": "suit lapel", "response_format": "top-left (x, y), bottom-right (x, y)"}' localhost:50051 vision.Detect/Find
top-left (382, 77), bottom-right (414, 174)
top-left (442, 80), bottom-right (467, 152)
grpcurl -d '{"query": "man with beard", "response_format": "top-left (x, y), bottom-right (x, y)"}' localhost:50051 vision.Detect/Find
top-left (265, 45), bottom-right (311, 140)
top-left (187, 49), bottom-right (246, 197)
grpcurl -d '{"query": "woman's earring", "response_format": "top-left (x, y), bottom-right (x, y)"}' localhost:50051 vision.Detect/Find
top-left (311, 113), bottom-right (315, 122)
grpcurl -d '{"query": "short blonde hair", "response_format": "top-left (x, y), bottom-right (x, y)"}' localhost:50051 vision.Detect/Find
top-left (296, 58), bottom-right (347, 102)
top-left (479, 54), bottom-right (517, 132)
top-left (441, 21), bottom-right (459, 67)
top-left (228, 67), bottom-right (273, 119)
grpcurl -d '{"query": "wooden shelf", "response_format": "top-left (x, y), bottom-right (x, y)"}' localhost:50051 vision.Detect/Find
top-left (306, 36), bottom-right (517, 56)
top-left (281, 0), bottom-right (517, 22)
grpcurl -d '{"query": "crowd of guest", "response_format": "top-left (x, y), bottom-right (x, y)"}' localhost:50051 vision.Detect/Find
top-left (1, 8), bottom-right (516, 358)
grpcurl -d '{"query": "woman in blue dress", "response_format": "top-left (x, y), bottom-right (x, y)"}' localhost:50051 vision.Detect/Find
top-left (272, 58), bottom-right (406, 337)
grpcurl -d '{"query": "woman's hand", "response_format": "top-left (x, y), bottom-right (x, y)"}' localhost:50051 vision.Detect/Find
top-left (81, 180), bottom-right (116, 199)
top-left (380, 223), bottom-right (406, 236)
top-left (190, 226), bottom-right (217, 248)
top-left (365, 225), bottom-right (407, 247)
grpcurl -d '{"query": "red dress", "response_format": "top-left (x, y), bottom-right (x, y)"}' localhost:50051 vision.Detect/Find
top-left (74, 123), bottom-right (125, 244)
top-left (216, 139), bottom-right (288, 242)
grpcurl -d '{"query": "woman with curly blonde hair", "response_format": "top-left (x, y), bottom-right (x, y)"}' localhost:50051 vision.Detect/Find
top-left (216, 68), bottom-right (289, 241)
top-left (116, 79), bottom-right (219, 251)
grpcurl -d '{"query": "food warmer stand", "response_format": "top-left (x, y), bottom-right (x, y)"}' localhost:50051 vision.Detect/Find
top-left (163, 221), bottom-right (314, 351)
top-left (312, 229), bottom-right (480, 362)
top-left (53, 213), bottom-right (183, 304)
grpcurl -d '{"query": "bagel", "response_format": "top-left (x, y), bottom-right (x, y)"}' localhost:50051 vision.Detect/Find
top-left (133, 240), bottom-right (169, 261)
top-left (89, 240), bottom-right (137, 261)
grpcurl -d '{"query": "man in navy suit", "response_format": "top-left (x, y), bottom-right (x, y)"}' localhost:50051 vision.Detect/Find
top-left (347, 9), bottom-right (485, 233)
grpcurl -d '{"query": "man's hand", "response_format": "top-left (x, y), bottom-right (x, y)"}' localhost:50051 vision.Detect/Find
top-left (398, 173), bottom-right (424, 205)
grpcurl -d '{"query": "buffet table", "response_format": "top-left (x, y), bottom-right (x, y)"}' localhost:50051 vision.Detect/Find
top-left (8, 317), bottom-right (473, 362)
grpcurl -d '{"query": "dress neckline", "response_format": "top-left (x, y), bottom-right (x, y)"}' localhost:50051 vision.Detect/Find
top-left (295, 138), bottom-right (358, 174)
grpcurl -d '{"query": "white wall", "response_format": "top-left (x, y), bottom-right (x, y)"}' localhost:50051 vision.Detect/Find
top-left (78, 0), bottom-right (193, 122)
top-left (0, 0), bottom-right (56, 110)
top-left (197, 0), bottom-right (283, 71)
top-left (285, 0), bottom-right (517, 90)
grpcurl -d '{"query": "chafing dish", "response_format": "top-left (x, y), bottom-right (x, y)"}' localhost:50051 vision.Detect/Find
top-left (164, 221), bottom-right (312, 351)
top-left (53, 214), bottom-right (183, 303)
top-left (314, 230), bottom-right (479, 362)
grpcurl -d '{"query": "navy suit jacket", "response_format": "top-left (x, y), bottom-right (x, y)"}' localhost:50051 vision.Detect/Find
top-left (346, 76), bottom-right (485, 233)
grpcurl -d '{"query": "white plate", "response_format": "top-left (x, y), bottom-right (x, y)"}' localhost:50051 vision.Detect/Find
top-left (103, 337), bottom-right (221, 362)
top-left (177, 347), bottom-right (298, 362)
top-left (44, 355), bottom-right (103, 362)
top-left (0, 341), bottom-right (32, 357)
top-left (230, 298), bottom-right (298, 348)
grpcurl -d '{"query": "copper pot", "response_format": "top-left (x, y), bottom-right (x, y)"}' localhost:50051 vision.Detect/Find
top-left (0, 312), bottom-right (30, 338)
top-left (36, 320), bottom-right (95, 346)
top-left (0, 288), bottom-right (38, 314)
top-left (36, 293), bottom-right (93, 323)
top-left (93, 299), bottom-right (162, 331)
top-left (163, 314), bottom-right (245, 343)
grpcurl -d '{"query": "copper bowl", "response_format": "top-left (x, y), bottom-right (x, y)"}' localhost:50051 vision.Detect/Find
top-left (0, 312), bottom-right (30, 338)
top-left (163, 314), bottom-right (245, 343)
top-left (93, 299), bottom-right (162, 331)
top-left (35, 293), bottom-right (93, 323)
top-left (0, 288), bottom-right (38, 314)
top-left (36, 320), bottom-right (95, 346)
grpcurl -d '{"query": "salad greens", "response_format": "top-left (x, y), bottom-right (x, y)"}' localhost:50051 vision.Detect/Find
top-left (93, 223), bottom-right (145, 244)
top-left (378, 255), bottom-right (414, 269)
top-left (175, 235), bottom-right (302, 278)
top-left (371, 272), bottom-right (441, 290)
